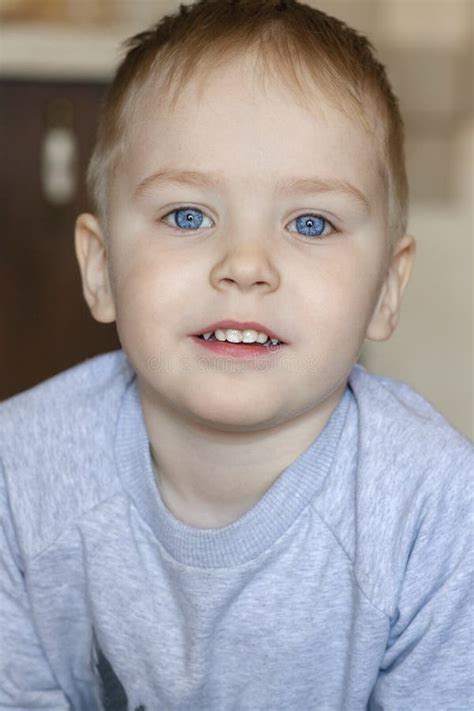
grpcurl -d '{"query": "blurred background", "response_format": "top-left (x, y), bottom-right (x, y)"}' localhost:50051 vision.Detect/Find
top-left (0, 0), bottom-right (472, 439)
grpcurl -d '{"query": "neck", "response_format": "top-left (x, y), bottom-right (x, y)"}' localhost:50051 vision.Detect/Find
top-left (138, 378), bottom-right (347, 527)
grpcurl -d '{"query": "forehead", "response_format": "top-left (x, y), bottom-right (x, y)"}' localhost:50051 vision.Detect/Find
top-left (119, 52), bottom-right (385, 204)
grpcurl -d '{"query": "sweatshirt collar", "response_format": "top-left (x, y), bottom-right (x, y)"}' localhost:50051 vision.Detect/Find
top-left (115, 375), bottom-right (352, 568)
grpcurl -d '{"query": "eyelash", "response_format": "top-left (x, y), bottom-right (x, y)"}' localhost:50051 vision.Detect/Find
top-left (160, 205), bottom-right (338, 240)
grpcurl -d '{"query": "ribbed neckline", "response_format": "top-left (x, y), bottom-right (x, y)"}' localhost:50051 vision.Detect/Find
top-left (115, 377), bottom-right (353, 568)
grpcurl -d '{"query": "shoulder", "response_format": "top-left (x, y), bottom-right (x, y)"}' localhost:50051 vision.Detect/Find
top-left (345, 364), bottom-right (473, 615)
top-left (0, 350), bottom-right (136, 558)
top-left (348, 363), bottom-right (473, 473)
top-left (0, 349), bottom-right (134, 452)
top-left (0, 349), bottom-right (132, 421)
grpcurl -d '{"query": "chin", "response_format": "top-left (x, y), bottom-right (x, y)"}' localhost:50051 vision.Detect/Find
top-left (189, 401), bottom-right (284, 432)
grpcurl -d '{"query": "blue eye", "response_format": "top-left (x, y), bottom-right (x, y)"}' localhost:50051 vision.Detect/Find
top-left (162, 207), bottom-right (212, 230)
top-left (161, 206), bottom-right (335, 240)
top-left (288, 214), bottom-right (333, 239)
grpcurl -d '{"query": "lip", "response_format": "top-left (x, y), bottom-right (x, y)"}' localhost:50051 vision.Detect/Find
top-left (191, 320), bottom-right (287, 344)
top-left (190, 336), bottom-right (283, 359)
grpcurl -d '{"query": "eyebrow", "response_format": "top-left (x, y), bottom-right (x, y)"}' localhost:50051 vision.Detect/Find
top-left (134, 168), bottom-right (370, 212)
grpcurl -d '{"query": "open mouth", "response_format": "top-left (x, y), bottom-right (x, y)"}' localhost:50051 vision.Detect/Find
top-left (196, 333), bottom-right (284, 347)
top-left (190, 322), bottom-right (287, 357)
top-left (191, 334), bottom-right (284, 358)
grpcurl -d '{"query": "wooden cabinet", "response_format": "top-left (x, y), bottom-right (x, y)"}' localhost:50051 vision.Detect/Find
top-left (0, 79), bottom-right (121, 400)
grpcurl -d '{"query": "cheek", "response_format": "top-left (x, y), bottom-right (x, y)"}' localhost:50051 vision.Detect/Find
top-left (112, 264), bottom-right (178, 370)
top-left (301, 251), bottom-right (382, 335)
top-left (111, 256), bottom-right (176, 333)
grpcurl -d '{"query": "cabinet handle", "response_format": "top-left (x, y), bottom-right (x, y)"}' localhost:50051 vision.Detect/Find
top-left (40, 124), bottom-right (78, 205)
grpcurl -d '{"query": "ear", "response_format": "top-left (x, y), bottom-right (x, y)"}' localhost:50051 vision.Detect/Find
top-left (365, 233), bottom-right (416, 342)
top-left (74, 213), bottom-right (116, 323)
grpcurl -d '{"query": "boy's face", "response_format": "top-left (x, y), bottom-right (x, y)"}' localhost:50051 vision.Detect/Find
top-left (76, 53), bottom-right (415, 433)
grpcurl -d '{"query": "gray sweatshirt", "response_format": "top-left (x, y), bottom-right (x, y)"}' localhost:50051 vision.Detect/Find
top-left (0, 350), bottom-right (472, 710)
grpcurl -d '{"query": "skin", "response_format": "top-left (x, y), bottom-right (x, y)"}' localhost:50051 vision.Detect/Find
top-left (75, 52), bottom-right (416, 528)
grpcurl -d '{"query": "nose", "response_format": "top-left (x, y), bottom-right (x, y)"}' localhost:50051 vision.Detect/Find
top-left (210, 242), bottom-right (280, 294)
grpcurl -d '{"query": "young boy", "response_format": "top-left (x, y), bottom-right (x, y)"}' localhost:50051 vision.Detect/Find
top-left (1, 1), bottom-right (472, 709)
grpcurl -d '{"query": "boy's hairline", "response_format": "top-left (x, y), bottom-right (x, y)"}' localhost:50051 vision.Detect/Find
top-left (90, 40), bottom-right (404, 250)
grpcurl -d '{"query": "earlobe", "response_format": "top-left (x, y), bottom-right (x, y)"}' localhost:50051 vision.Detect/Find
top-left (74, 213), bottom-right (116, 324)
top-left (365, 233), bottom-right (416, 342)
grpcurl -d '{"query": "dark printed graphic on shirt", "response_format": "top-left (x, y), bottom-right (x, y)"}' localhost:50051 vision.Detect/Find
top-left (95, 640), bottom-right (146, 711)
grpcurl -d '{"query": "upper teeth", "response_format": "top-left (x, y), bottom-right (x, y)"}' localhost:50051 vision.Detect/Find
top-left (202, 329), bottom-right (281, 345)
